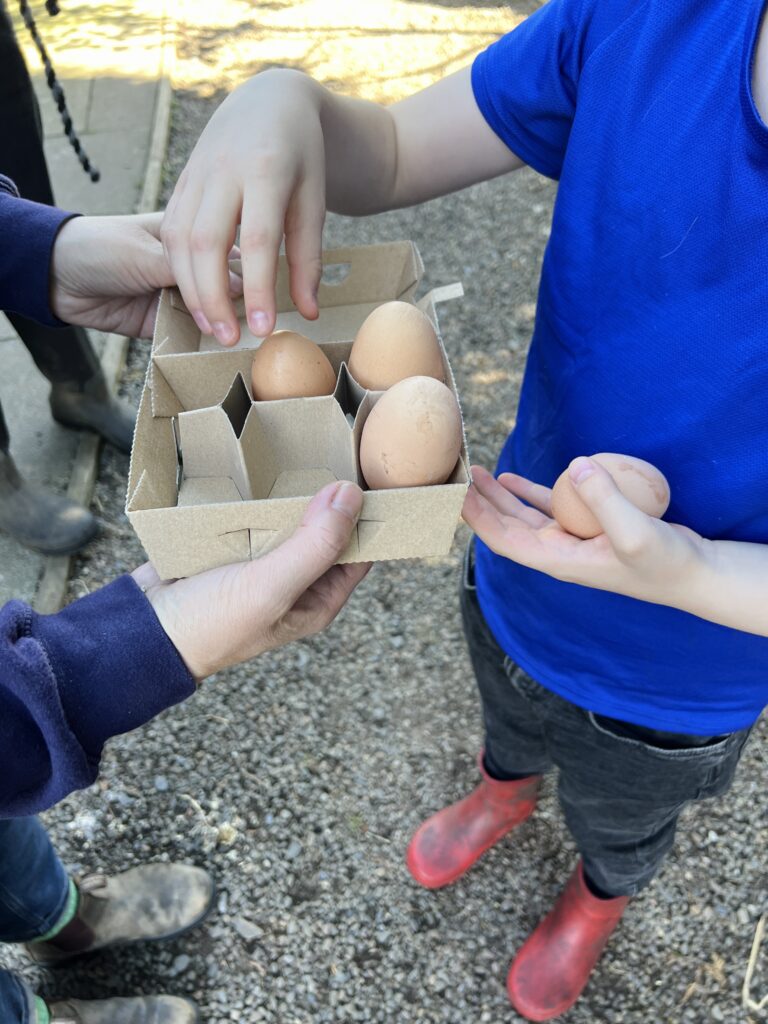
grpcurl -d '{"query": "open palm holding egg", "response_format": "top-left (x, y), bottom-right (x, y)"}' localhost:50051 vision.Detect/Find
top-left (463, 457), bottom-right (708, 611)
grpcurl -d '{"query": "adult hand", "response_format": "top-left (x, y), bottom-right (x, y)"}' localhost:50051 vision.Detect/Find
top-left (161, 70), bottom-right (327, 347)
top-left (133, 480), bottom-right (371, 680)
top-left (50, 212), bottom-right (171, 338)
top-left (50, 212), bottom-right (241, 339)
top-left (462, 459), bottom-right (710, 609)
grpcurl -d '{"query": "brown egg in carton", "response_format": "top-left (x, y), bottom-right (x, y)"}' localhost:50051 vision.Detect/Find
top-left (126, 242), bottom-right (470, 579)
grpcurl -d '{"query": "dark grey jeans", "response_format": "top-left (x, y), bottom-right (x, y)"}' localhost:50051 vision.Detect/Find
top-left (461, 543), bottom-right (752, 896)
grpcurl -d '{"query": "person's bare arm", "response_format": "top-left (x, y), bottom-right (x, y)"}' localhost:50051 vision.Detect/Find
top-left (322, 67), bottom-right (523, 213)
top-left (161, 67), bottom-right (521, 347)
top-left (463, 459), bottom-right (768, 638)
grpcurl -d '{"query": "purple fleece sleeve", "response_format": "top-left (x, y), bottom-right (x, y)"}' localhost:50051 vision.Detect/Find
top-left (0, 173), bottom-right (76, 325)
top-left (0, 575), bottom-right (195, 818)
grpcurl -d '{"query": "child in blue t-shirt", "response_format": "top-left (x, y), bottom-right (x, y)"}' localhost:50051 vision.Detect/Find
top-left (160, 1), bottom-right (768, 1018)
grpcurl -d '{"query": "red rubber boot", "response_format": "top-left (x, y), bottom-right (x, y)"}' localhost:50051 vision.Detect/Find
top-left (406, 755), bottom-right (541, 889)
top-left (507, 861), bottom-right (629, 1021)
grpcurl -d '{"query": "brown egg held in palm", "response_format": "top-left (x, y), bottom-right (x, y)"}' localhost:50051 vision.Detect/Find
top-left (360, 376), bottom-right (462, 489)
top-left (348, 301), bottom-right (445, 390)
top-left (251, 330), bottom-right (336, 400)
top-left (551, 453), bottom-right (671, 539)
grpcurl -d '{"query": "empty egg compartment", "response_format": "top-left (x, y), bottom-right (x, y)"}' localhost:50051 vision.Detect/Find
top-left (127, 369), bottom-right (370, 579)
top-left (176, 371), bottom-right (362, 507)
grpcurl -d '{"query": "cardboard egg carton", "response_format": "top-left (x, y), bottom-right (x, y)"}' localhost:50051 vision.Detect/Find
top-left (126, 242), bottom-right (469, 579)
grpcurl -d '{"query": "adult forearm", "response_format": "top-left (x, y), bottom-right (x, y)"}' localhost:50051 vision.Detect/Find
top-left (0, 578), bottom-right (194, 817)
top-left (0, 179), bottom-right (75, 324)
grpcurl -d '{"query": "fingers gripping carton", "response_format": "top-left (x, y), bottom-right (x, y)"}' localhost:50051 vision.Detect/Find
top-left (126, 242), bottom-right (469, 579)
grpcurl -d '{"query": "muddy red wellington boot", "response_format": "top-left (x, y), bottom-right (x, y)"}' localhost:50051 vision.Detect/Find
top-left (406, 754), bottom-right (541, 889)
top-left (507, 861), bottom-right (629, 1021)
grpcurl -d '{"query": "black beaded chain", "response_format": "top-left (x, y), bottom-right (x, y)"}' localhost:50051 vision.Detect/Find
top-left (17, 0), bottom-right (100, 181)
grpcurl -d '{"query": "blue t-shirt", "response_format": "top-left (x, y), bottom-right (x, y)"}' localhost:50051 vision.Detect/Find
top-left (471, 0), bottom-right (768, 735)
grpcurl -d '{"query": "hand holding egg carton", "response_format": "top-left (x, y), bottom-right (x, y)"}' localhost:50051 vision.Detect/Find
top-left (126, 243), bottom-right (470, 579)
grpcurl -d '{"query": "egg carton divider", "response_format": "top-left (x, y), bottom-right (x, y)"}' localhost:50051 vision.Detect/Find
top-left (177, 372), bottom-right (363, 505)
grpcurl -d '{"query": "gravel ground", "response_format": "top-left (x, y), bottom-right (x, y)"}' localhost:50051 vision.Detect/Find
top-left (4, 18), bottom-right (768, 1024)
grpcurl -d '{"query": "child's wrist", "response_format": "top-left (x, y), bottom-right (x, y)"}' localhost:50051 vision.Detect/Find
top-left (675, 537), bottom-right (721, 620)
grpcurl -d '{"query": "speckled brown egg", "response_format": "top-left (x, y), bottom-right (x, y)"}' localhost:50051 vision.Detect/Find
top-left (359, 376), bottom-right (463, 489)
top-left (348, 301), bottom-right (445, 391)
top-left (551, 453), bottom-right (671, 539)
top-left (251, 330), bottom-right (336, 400)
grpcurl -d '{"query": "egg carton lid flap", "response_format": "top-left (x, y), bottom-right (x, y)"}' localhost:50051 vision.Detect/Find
top-left (418, 283), bottom-right (465, 308)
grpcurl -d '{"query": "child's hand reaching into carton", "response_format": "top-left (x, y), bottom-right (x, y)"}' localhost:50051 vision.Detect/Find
top-left (463, 460), bottom-right (768, 637)
top-left (160, 67), bottom-right (521, 348)
top-left (160, 71), bottom-right (329, 347)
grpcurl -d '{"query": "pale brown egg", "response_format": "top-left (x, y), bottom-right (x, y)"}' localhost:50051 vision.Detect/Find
top-left (551, 453), bottom-right (671, 539)
top-left (251, 330), bottom-right (336, 400)
top-left (348, 301), bottom-right (445, 390)
top-left (359, 376), bottom-right (463, 489)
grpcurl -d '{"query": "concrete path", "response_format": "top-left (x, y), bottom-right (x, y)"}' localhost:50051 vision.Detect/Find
top-left (0, 0), bottom-right (172, 611)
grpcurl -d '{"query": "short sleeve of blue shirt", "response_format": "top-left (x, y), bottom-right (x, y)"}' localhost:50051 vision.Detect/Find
top-left (472, 0), bottom-right (632, 179)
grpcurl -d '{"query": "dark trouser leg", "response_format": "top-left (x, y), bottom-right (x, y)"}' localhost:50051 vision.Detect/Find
top-left (404, 541), bottom-right (546, 890)
top-left (0, 822), bottom-right (76, 1019)
top-left (0, 0), bottom-right (54, 205)
top-left (468, 537), bottom-right (752, 895)
top-left (0, 971), bottom-right (35, 1024)
top-left (4, 312), bottom-right (100, 390)
top-left (0, 0), bottom-right (97, 387)
top-left (461, 541), bottom-right (552, 780)
top-left (0, 3), bottom-right (135, 455)
top-left (504, 707), bottom-right (751, 1021)
top-left (546, 708), bottom-right (752, 897)
top-left (0, 818), bottom-right (71, 943)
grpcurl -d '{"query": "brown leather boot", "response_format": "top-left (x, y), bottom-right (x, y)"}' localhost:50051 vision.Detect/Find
top-left (47, 995), bottom-right (199, 1023)
top-left (406, 754), bottom-right (541, 889)
top-left (26, 864), bottom-right (215, 967)
top-left (50, 373), bottom-right (136, 454)
top-left (0, 449), bottom-right (98, 554)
